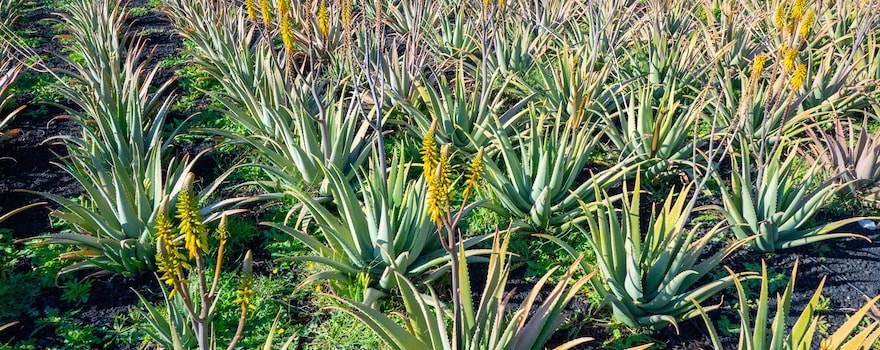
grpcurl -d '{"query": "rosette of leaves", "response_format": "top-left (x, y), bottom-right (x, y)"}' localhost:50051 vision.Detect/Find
top-left (269, 150), bottom-right (489, 303)
top-left (543, 174), bottom-right (751, 330)
top-left (695, 260), bottom-right (880, 350)
top-left (25, 0), bottom-right (204, 276)
top-left (331, 229), bottom-right (603, 350)
top-left (805, 116), bottom-right (880, 207)
top-left (483, 109), bottom-right (634, 233)
top-left (399, 64), bottom-right (533, 150)
top-left (716, 141), bottom-right (871, 253)
top-left (602, 82), bottom-right (711, 179)
top-left (163, 0), bottom-right (371, 190)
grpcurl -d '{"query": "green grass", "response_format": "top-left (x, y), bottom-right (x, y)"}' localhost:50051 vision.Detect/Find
top-left (300, 309), bottom-right (390, 350)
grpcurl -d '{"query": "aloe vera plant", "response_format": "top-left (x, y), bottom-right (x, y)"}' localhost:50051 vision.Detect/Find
top-left (398, 64), bottom-right (533, 150)
top-left (544, 174), bottom-right (750, 330)
top-left (603, 82), bottom-right (711, 178)
top-left (26, 0), bottom-right (203, 276)
top-left (0, 45), bottom-right (23, 144)
top-left (696, 260), bottom-right (880, 350)
top-left (332, 229), bottom-right (597, 350)
top-left (163, 0), bottom-right (372, 191)
top-left (268, 152), bottom-right (489, 303)
top-left (716, 142), bottom-right (871, 253)
top-left (483, 110), bottom-right (633, 233)
top-left (805, 117), bottom-right (880, 206)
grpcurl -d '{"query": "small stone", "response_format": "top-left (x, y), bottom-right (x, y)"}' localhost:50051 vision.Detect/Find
top-left (858, 219), bottom-right (877, 230)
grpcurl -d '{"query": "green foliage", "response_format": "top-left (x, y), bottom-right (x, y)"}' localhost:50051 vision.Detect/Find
top-left (272, 153), bottom-right (487, 302)
top-left (25, 0), bottom-right (209, 276)
top-left (301, 310), bottom-right (387, 350)
top-left (805, 116), bottom-right (880, 207)
top-left (546, 174), bottom-right (750, 330)
top-left (0, 231), bottom-right (65, 322)
top-left (696, 260), bottom-right (880, 350)
top-left (333, 229), bottom-right (594, 350)
top-left (8, 69), bottom-right (64, 105)
top-left (31, 308), bottom-right (110, 349)
top-left (59, 278), bottom-right (92, 305)
top-left (716, 142), bottom-right (872, 252)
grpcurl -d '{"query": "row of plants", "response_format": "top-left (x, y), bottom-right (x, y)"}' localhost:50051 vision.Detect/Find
top-left (2, 0), bottom-right (880, 348)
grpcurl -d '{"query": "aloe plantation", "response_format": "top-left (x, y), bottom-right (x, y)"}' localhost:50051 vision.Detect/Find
top-left (1, 0), bottom-right (880, 348)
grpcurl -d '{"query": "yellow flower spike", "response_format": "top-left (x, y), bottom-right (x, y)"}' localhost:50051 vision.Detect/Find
top-left (751, 54), bottom-right (767, 79)
top-left (176, 183), bottom-right (207, 259)
top-left (278, 0), bottom-right (294, 54)
top-left (234, 250), bottom-right (256, 311)
top-left (427, 145), bottom-right (452, 229)
top-left (217, 214), bottom-right (228, 245)
top-left (421, 120), bottom-right (438, 184)
top-left (155, 204), bottom-right (174, 244)
top-left (463, 147), bottom-right (484, 197)
top-left (437, 145), bottom-right (452, 194)
top-left (782, 47), bottom-right (797, 73)
top-left (775, 5), bottom-right (786, 30)
top-left (792, 64), bottom-right (807, 90)
top-left (155, 208), bottom-right (189, 296)
top-left (318, 0), bottom-right (330, 38)
top-left (245, 0), bottom-right (257, 21)
top-left (259, 0), bottom-right (272, 26)
top-left (156, 239), bottom-right (176, 286)
top-left (341, 0), bottom-right (352, 32)
top-left (800, 9), bottom-right (815, 40)
top-left (791, 0), bottom-right (806, 21)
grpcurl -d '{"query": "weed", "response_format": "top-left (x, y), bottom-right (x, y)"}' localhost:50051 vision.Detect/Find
top-left (301, 309), bottom-right (389, 349)
top-left (128, 6), bottom-right (154, 17)
top-left (34, 309), bottom-right (109, 349)
top-left (59, 278), bottom-right (92, 305)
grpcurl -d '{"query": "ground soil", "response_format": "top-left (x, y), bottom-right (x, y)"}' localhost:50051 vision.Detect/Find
top-left (1, 0), bottom-right (879, 349)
